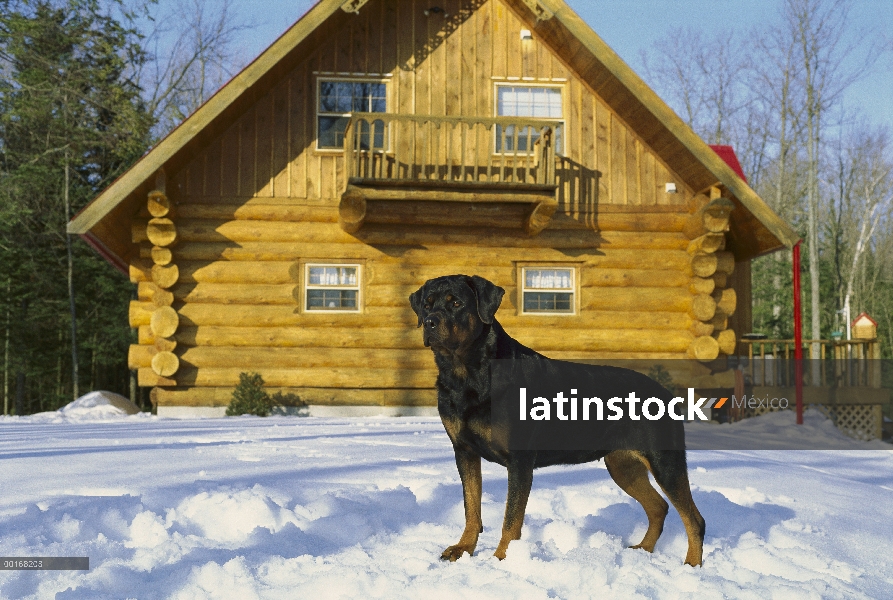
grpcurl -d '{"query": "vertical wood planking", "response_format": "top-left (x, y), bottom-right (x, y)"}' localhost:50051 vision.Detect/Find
top-left (220, 122), bottom-right (239, 198)
top-left (238, 107), bottom-right (256, 197)
top-left (625, 130), bottom-right (639, 205)
top-left (255, 94), bottom-right (273, 198)
top-left (641, 149), bottom-right (656, 205)
top-left (204, 138), bottom-right (221, 198)
top-left (610, 113), bottom-right (625, 204)
top-left (595, 99), bottom-right (611, 204)
top-left (271, 80), bottom-right (290, 197)
top-left (504, 0), bottom-right (521, 78)
top-left (492, 1), bottom-right (507, 78)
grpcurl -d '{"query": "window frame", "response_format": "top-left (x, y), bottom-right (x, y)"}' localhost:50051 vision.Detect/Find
top-left (516, 264), bottom-right (579, 316)
top-left (303, 263), bottom-right (363, 313)
top-left (315, 77), bottom-right (390, 153)
top-left (493, 82), bottom-right (565, 156)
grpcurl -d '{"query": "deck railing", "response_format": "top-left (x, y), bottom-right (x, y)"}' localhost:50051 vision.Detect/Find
top-left (740, 338), bottom-right (882, 388)
top-left (343, 113), bottom-right (558, 188)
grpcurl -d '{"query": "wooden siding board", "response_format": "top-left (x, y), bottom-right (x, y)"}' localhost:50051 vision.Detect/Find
top-left (255, 93), bottom-right (274, 198)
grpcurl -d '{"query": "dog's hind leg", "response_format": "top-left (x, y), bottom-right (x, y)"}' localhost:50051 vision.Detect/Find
top-left (605, 450), bottom-right (669, 553)
top-left (644, 450), bottom-right (705, 567)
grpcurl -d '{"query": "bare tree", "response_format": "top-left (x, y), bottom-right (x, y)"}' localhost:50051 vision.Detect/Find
top-left (640, 27), bottom-right (749, 146)
top-left (135, 0), bottom-right (255, 138)
top-left (785, 0), bottom-right (875, 353)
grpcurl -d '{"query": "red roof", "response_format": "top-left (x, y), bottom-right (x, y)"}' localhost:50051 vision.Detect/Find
top-left (852, 312), bottom-right (877, 327)
top-left (709, 145), bottom-right (747, 183)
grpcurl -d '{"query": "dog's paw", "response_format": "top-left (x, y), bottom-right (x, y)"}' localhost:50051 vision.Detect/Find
top-left (628, 543), bottom-right (655, 553)
top-left (492, 548), bottom-right (507, 561)
top-left (441, 544), bottom-right (474, 561)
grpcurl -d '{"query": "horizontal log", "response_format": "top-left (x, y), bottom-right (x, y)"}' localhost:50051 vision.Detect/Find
top-left (712, 272), bottom-right (728, 288)
top-left (714, 329), bottom-right (736, 355)
top-left (689, 277), bottom-right (715, 296)
top-left (689, 251), bottom-right (735, 277)
top-left (145, 242), bottom-right (691, 271)
top-left (129, 301), bottom-right (693, 331)
top-left (150, 306), bottom-right (179, 338)
top-left (167, 260), bottom-right (689, 289)
top-left (155, 338), bottom-right (177, 352)
top-left (526, 200), bottom-right (558, 235)
top-left (138, 280), bottom-right (700, 315)
top-left (173, 204), bottom-right (339, 223)
top-left (130, 346), bottom-right (435, 370)
top-left (132, 220), bottom-right (686, 250)
top-left (138, 369), bottom-right (176, 387)
top-left (690, 321), bottom-right (714, 337)
top-left (161, 366), bottom-right (438, 389)
top-left (367, 200), bottom-right (530, 229)
top-left (151, 351), bottom-right (179, 377)
top-left (581, 287), bottom-right (694, 313)
top-left (129, 258), bottom-right (152, 283)
top-left (138, 325), bottom-right (695, 354)
top-left (147, 191), bottom-right (171, 218)
top-left (151, 386), bottom-right (437, 407)
top-left (713, 287), bottom-right (737, 316)
top-left (683, 196), bottom-right (734, 239)
top-left (339, 188), bottom-right (365, 233)
top-left (151, 246), bottom-right (173, 266)
top-left (146, 218), bottom-right (177, 247)
top-left (153, 285), bottom-right (174, 308)
top-left (686, 233), bottom-right (725, 255)
top-left (688, 336), bottom-right (719, 361)
top-left (151, 264), bottom-right (179, 289)
top-left (689, 294), bottom-right (717, 322)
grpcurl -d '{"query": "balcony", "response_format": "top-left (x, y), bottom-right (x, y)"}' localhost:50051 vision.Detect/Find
top-left (338, 113), bottom-right (559, 234)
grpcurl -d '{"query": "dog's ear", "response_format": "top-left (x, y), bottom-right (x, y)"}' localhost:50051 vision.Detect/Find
top-left (409, 285), bottom-right (426, 328)
top-left (470, 275), bottom-right (504, 324)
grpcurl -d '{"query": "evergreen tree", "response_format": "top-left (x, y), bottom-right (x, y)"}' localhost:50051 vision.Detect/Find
top-left (0, 0), bottom-right (152, 413)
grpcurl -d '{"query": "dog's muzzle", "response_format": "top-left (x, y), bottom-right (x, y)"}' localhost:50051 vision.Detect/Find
top-left (422, 314), bottom-right (441, 348)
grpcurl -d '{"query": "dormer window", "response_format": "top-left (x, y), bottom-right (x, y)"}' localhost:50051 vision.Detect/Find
top-left (317, 79), bottom-right (387, 150)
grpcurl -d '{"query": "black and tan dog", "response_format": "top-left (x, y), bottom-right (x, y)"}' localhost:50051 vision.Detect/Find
top-left (410, 274), bottom-right (705, 566)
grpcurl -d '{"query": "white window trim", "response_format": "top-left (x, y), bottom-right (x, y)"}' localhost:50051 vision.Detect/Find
top-left (315, 77), bottom-right (390, 153)
top-left (493, 82), bottom-right (565, 156)
top-left (304, 263), bottom-right (362, 313)
top-left (518, 265), bottom-right (577, 316)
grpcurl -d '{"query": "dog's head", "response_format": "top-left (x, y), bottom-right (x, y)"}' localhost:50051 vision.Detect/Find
top-left (409, 275), bottom-right (505, 350)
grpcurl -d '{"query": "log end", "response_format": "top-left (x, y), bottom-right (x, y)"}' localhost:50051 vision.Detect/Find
top-left (151, 351), bottom-right (180, 378)
top-left (688, 336), bottom-right (720, 361)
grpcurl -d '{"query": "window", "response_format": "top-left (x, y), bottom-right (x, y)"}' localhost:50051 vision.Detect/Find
top-left (305, 265), bottom-right (361, 312)
top-left (521, 267), bottom-right (575, 314)
top-left (317, 80), bottom-right (387, 150)
top-left (495, 85), bottom-right (563, 153)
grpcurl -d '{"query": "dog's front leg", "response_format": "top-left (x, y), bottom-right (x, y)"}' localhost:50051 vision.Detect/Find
top-left (494, 455), bottom-right (535, 560)
top-left (441, 446), bottom-right (483, 561)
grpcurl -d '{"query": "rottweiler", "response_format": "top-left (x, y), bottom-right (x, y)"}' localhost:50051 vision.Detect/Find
top-left (409, 274), bottom-right (705, 566)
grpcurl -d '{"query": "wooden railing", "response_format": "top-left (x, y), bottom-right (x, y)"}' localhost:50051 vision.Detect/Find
top-left (343, 113), bottom-right (558, 188)
top-left (740, 338), bottom-right (882, 388)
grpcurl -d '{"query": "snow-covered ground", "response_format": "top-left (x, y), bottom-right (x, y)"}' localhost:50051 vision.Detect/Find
top-left (0, 402), bottom-right (891, 599)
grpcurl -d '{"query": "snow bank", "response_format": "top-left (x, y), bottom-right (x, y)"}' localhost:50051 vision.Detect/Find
top-left (2, 391), bottom-right (147, 423)
top-left (0, 413), bottom-right (890, 598)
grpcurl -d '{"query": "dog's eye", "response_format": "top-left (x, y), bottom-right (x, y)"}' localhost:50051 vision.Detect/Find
top-left (452, 300), bottom-right (462, 308)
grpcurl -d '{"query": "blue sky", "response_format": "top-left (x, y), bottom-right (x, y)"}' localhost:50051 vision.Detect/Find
top-left (226, 0), bottom-right (891, 128)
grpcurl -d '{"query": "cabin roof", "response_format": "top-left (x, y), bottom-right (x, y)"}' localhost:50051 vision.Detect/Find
top-left (68, 0), bottom-right (799, 270)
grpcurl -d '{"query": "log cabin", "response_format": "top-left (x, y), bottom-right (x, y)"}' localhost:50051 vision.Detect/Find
top-left (69, 0), bottom-right (799, 416)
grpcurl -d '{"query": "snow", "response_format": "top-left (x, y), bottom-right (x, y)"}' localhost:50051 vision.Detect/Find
top-left (0, 407), bottom-right (891, 599)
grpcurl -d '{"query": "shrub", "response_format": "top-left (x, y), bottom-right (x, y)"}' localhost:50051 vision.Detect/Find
top-left (226, 372), bottom-right (273, 416)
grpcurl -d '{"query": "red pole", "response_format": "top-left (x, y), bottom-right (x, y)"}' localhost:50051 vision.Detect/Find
top-left (792, 241), bottom-right (804, 424)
